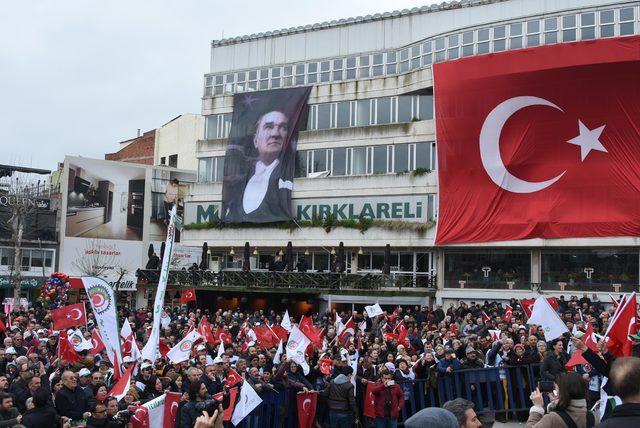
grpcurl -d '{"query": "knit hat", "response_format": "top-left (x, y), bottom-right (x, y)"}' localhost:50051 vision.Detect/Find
top-left (404, 408), bottom-right (458, 428)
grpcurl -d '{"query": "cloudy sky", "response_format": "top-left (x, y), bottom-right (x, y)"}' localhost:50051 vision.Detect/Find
top-left (0, 0), bottom-right (425, 171)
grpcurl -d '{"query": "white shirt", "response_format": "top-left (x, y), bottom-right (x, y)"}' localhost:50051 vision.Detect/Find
top-left (242, 159), bottom-right (279, 214)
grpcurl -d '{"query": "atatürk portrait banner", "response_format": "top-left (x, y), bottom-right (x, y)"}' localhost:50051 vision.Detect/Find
top-left (221, 87), bottom-right (311, 223)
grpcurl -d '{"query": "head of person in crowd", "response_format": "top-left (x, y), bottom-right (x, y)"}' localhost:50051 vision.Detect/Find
top-left (188, 380), bottom-right (208, 402)
top-left (78, 367), bottom-right (91, 387)
top-left (404, 407), bottom-right (459, 428)
top-left (443, 398), bottom-right (482, 428)
top-left (610, 356), bottom-right (640, 403)
top-left (61, 370), bottom-right (78, 391)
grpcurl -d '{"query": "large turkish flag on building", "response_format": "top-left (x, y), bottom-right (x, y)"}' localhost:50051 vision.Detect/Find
top-left (434, 36), bottom-right (640, 244)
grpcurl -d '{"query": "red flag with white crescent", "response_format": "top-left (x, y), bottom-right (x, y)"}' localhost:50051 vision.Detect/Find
top-left (180, 288), bottom-right (196, 304)
top-left (363, 382), bottom-right (376, 418)
top-left (197, 317), bottom-right (216, 346)
top-left (225, 368), bottom-right (242, 388)
top-left (296, 391), bottom-right (317, 428)
top-left (504, 305), bottom-right (513, 323)
top-left (51, 303), bottom-right (87, 330)
top-left (90, 329), bottom-right (105, 356)
top-left (212, 387), bottom-right (238, 422)
top-left (162, 392), bottom-right (181, 428)
top-left (435, 36), bottom-right (640, 244)
top-left (107, 363), bottom-right (135, 402)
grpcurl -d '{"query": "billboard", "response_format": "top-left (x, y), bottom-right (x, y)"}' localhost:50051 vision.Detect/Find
top-left (148, 168), bottom-right (195, 243)
top-left (65, 158), bottom-right (146, 241)
top-left (221, 87), bottom-right (311, 223)
top-left (434, 36), bottom-right (640, 244)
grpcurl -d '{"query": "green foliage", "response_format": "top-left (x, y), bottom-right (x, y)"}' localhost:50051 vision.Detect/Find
top-left (411, 167), bottom-right (431, 177)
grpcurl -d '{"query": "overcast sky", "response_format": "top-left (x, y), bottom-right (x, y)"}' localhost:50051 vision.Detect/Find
top-left (0, 0), bottom-right (425, 171)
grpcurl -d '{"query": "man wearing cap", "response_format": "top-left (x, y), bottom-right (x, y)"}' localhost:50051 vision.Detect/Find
top-left (461, 348), bottom-right (484, 369)
top-left (11, 334), bottom-right (28, 357)
top-left (134, 362), bottom-right (157, 400)
top-left (55, 370), bottom-right (90, 421)
top-left (78, 368), bottom-right (94, 401)
top-left (437, 349), bottom-right (462, 378)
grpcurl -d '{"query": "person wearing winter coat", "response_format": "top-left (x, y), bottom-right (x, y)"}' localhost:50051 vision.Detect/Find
top-left (326, 366), bottom-right (358, 428)
top-left (370, 369), bottom-right (405, 428)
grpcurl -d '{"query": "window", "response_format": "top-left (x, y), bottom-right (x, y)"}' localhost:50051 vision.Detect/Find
top-left (527, 20), bottom-right (540, 46)
top-left (283, 66), bottom-right (292, 86)
top-left (259, 69), bottom-right (269, 90)
top-left (332, 147), bottom-right (347, 176)
top-left (295, 151), bottom-right (307, 178)
top-left (541, 249), bottom-right (638, 285)
top-left (417, 95), bottom-right (433, 120)
top-left (225, 74), bottom-right (235, 93)
top-left (493, 26), bottom-right (506, 52)
top-left (335, 101), bottom-right (351, 128)
top-left (371, 145), bottom-right (388, 174)
top-left (394, 144), bottom-right (409, 173)
top-left (372, 53), bottom-right (384, 76)
top-left (411, 45), bottom-right (421, 68)
top-left (270, 67), bottom-right (281, 88)
top-left (214, 75), bottom-right (223, 95)
top-left (447, 35), bottom-right (459, 60)
top-left (462, 31), bottom-right (474, 57)
top-left (544, 17), bottom-right (558, 44)
top-left (0, 248), bottom-right (14, 266)
top-left (31, 251), bottom-right (43, 268)
top-left (477, 28), bottom-right (490, 54)
top-left (600, 10), bottom-right (615, 37)
top-left (350, 147), bottom-right (366, 175)
top-left (397, 96), bottom-right (412, 122)
top-left (434, 38), bottom-right (445, 62)
top-left (421, 42), bottom-right (432, 65)
top-left (320, 61), bottom-right (330, 83)
top-left (307, 63), bottom-right (318, 84)
top-left (375, 97), bottom-right (391, 125)
top-left (160, 157), bottom-right (166, 166)
top-left (580, 12), bottom-right (595, 40)
top-left (332, 59), bottom-right (343, 81)
top-left (415, 143), bottom-right (432, 170)
top-left (399, 49), bottom-right (409, 72)
top-left (386, 51), bottom-right (397, 74)
top-left (247, 71), bottom-right (257, 91)
top-left (358, 55), bottom-right (370, 78)
top-left (562, 15), bottom-right (577, 42)
top-left (317, 103), bottom-right (331, 129)
top-left (294, 65), bottom-right (305, 85)
top-left (356, 99), bottom-right (370, 126)
top-left (620, 7), bottom-right (635, 36)
top-left (44, 251), bottom-right (53, 268)
top-left (197, 157), bottom-right (225, 182)
top-left (236, 71), bottom-right (246, 92)
top-left (168, 155), bottom-right (178, 168)
top-left (309, 149), bottom-right (329, 173)
top-left (509, 22), bottom-right (523, 49)
top-left (313, 253), bottom-right (329, 271)
top-left (346, 57), bottom-right (357, 79)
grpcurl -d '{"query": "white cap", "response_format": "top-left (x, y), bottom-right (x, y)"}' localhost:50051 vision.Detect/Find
top-left (37, 329), bottom-right (46, 335)
top-left (140, 362), bottom-right (153, 370)
top-left (78, 368), bottom-right (91, 377)
top-left (122, 356), bottom-right (134, 363)
top-left (5, 347), bottom-right (16, 355)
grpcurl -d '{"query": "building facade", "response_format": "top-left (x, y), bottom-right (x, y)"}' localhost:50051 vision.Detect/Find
top-left (105, 130), bottom-right (156, 165)
top-left (174, 0), bottom-right (640, 310)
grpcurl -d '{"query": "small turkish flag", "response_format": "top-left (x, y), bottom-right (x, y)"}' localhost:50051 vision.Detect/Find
top-left (197, 317), bottom-right (216, 346)
top-left (504, 305), bottom-right (513, 323)
top-left (214, 326), bottom-right (232, 345)
top-left (57, 330), bottom-right (81, 364)
top-left (211, 387), bottom-right (238, 421)
top-left (297, 391), bottom-right (317, 428)
top-left (606, 293), bottom-right (638, 357)
top-left (90, 329), bottom-right (105, 356)
top-left (162, 392), bottom-right (181, 428)
top-left (225, 368), bottom-right (242, 388)
top-left (319, 357), bottom-right (333, 375)
top-left (180, 288), bottom-right (196, 304)
top-left (363, 382), bottom-right (376, 418)
top-left (51, 303), bottom-right (86, 330)
top-left (566, 323), bottom-right (599, 369)
top-left (435, 36), bottom-right (640, 244)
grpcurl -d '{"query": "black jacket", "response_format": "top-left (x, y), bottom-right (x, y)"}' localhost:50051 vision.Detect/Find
top-left (55, 385), bottom-right (89, 420)
top-left (326, 374), bottom-right (357, 416)
top-left (598, 403), bottom-right (640, 428)
top-left (22, 405), bottom-right (62, 428)
top-left (0, 407), bottom-right (20, 427)
top-left (85, 416), bottom-right (121, 428)
top-left (179, 400), bottom-right (200, 428)
top-left (541, 351), bottom-right (569, 381)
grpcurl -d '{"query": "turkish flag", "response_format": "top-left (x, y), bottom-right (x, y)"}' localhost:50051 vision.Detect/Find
top-left (180, 288), bottom-right (196, 304)
top-left (319, 357), bottom-right (333, 375)
top-left (197, 317), bottom-right (216, 346)
top-left (90, 329), bottom-right (105, 356)
top-left (212, 387), bottom-right (238, 421)
top-left (270, 323), bottom-right (289, 343)
top-left (162, 392), bottom-right (181, 428)
top-left (159, 339), bottom-right (171, 357)
top-left (338, 317), bottom-right (355, 345)
top-left (363, 382), bottom-right (376, 418)
top-left (606, 293), bottom-right (638, 357)
top-left (521, 297), bottom-right (558, 318)
top-left (382, 331), bottom-right (399, 342)
top-left (566, 323), bottom-right (598, 369)
top-left (225, 368), bottom-right (242, 388)
top-left (296, 391), bottom-right (317, 428)
top-left (213, 326), bottom-right (232, 345)
top-left (481, 311), bottom-right (491, 323)
top-left (504, 305), bottom-right (513, 323)
top-left (299, 316), bottom-right (322, 346)
top-left (253, 325), bottom-right (279, 349)
top-left (51, 303), bottom-right (86, 330)
top-left (435, 36), bottom-right (640, 244)
top-left (57, 330), bottom-right (81, 364)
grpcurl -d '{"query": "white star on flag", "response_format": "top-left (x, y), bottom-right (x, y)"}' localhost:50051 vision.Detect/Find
top-left (567, 120), bottom-right (607, 161)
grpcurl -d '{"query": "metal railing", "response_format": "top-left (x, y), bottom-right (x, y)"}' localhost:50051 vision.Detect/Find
top-left (136, 269), bottom-right (436, 290)
top-left (444, 279), bottom-right (638, 293)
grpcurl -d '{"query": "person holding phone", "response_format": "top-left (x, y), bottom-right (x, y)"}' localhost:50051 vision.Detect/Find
top-left (370, 369), bottom-right (404, 428)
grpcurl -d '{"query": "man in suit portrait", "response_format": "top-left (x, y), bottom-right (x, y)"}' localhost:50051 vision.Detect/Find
top-left (223, 110), bottom-right (294, 222)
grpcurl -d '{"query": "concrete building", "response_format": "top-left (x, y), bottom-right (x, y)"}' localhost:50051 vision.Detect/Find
top-left (154, 114), bottom-right (204, 171)
top-left (149, 0), bottom-right (640, 312)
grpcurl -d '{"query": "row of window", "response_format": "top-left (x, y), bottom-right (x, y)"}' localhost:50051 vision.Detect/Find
top-left (198, 142), bottom-right (436, 182)
top-left (204, 94), bottom-right (433, 140)
top-left (204, 7), bottom-right (639, 96)
top-left (294, 142), bottom-right (436, 178)
top-left (0, 248), bottom-right (54, 270)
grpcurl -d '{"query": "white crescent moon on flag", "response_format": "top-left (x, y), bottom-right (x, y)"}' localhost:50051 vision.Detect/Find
top-left (91, 338), bottom-right (98, 349)
top-left (302, 398), bottom-right (311, 413)
top-left (171, 402), bottom-right (178, 417)
top-left (479, 96), bottom-right (566, 193)
top-left (69, 308), bottom-right (82, 321)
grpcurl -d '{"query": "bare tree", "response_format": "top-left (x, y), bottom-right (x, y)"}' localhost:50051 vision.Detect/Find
top-left (71, 238), bottom-right (117, 278)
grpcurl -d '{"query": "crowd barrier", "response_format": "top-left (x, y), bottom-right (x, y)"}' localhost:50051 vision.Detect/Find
top-left (233, 364), bottom-right (542, 427)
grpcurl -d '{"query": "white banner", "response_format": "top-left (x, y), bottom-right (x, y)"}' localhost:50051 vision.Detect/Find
top-left (142, 205), bottom-right (177, 363)
top-left (82, 276), bottom-right (123, 373)
top-left (166, 329), bottom-right (202, 364)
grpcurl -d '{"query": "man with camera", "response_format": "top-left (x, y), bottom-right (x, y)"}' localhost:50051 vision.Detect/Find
top-left (180, 380), bottom-right (210, 428)
top-left (370, 369), bottom-right (404, 428)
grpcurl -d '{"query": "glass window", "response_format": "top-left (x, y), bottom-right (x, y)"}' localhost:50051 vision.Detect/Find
top-left (510, 22), bottom-right (523, 49)
top-left (418, 95), bottom-right (433, 120)
top-left (320, 61), bottom-right (330, 72)
top-left (22, 250), bottom-right (30, 268)
top-left (541, 249), bottom-right (639, 286)
top-left (620, 8), bottom-right (635, 36)
top-left (295, 151), bottom-right (307, 178)
top-left (477, 28), bottom-right (490, 54)
top-left (311, 149), bottom-right (327, 173)
top-left (415, 143), bottom-right (432, 170)
top-left (351, 147), bottom-right (366, 175)
top-left (31, 251), bottom-right (43, 268)
top-left (222, 114), bottom-right (232, 138)
top-left (527, 20), bottom-right (540, 46)
top-left (332, 147), bottom-right (347, 176)
top-left (205, 115), bottom-right (218, 140)
top-left (313, 253), bottom-right (329, 271)
top-left (270, 68), bottom-right (280, 78)
top-left (357, 252), bottom-right (371, 270)
top-left (394, 144), bottom-right (409, 173)
top-left (397, 96), bottom-right (412, 122)
top-left (346, 57), bottom-right (356, 68)
top-left (44, 251), bottom-right (53, 268)
top-left (421, 42), bottom-right (432, 65)
top-left (371, 253), bottom-right (385, 270)
top-left (562, 15), bottom-right (577, 41)
top-left (462, 31), bottom-right (474, 56)
top-left (308, 63), bottom-right (317, 73)
top-left (544, 17), bottom-right (558, 44)
top-left (316, 104), bottom-right (331, 129)
top-left (335, 102), bottom-right (350, 128)
top-left (372, 145), bottom-right (387, 174)
top-left (580, 12), bottom-right (595, 39)
top-left (447, 34), bottom-right (459, 60)
top-left (198, 158), bottom-right (212, 182)
top-left (376, 97), bottom-right (391, 124)
top-left (493, 25), bottom-right (506, 52)
top-left (214, 157), bottom-right (224, 181)
top-left (434, 38), bottom-right (445, 62)
top-left (399, 48), bottom-right (409, 72)
top-left (356, 100), bottom-right (370, 126)
top-left (444, 250), bottom-right (531, 285)
top-left (600, 10), bottom-right (615, 37)
top-left (1, 249), bottom-right (14, 266)
top-left (358, 55), bottom-right (370, 78)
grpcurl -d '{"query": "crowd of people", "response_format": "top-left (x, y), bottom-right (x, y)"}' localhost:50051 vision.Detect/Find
top-left (0, 293), bottom-right (637, 428)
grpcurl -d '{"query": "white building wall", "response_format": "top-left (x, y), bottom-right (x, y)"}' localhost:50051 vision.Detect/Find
top-left (154, 114), bottom-right (203, 171)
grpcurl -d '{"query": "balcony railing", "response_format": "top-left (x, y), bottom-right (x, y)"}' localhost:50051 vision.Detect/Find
top-left (443, 279), bottom-right (638, 293)
top-left (136, 269), bottom-right (436, 291)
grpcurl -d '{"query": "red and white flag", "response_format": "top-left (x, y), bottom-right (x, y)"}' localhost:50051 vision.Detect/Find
top-left (299, 316), bottom-right (322, 346)
top-left (296, 391), bottom-right (317, 428)
top-left (363, 382), bottom-right (376, 418)
top-left (319, 357), bottom-right (333, 375)
top-left (68, 329), bottom-right (92, 352)
top-left (231, 380), bottom-right (262, 426)
top-left (481, 311), bottom-right (490, 323)
top-left (281, 310), bottom-right (292, 332)
top-left (504, 305), bottom-right (513, 323)
top-left (107, 363), bottom-right (135, 401)
top-left (605, 292), bottom-right (637, 357)
top-left (57, 330), bottom-right (81, 363)
top-left (521, 297), bottom-right (558, 318)
top-left (197, 317), bottom-right (216, 346)
top-left (212, 387), bottom-right (238, 421)
top-left (338, 317), bottom-right (355, 344)
top-left (130, 392), bottom-right (181, 428)
top-left (434, 36), bottom-right (640, 244)
top-left (566, 323), bottom-right (598, 369)
top-left (90, 329), bottom-right (105, 356)
top-left (51, 303), bottom-right (86, 330)
top-left (121, 318), bottom-right (141, 361)
top-left (180, 288), bottom-right (196, 304)
top-left (225, 368), bottom-right (243, 388)
top-left (213, 326), bottom-right (232, 345)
